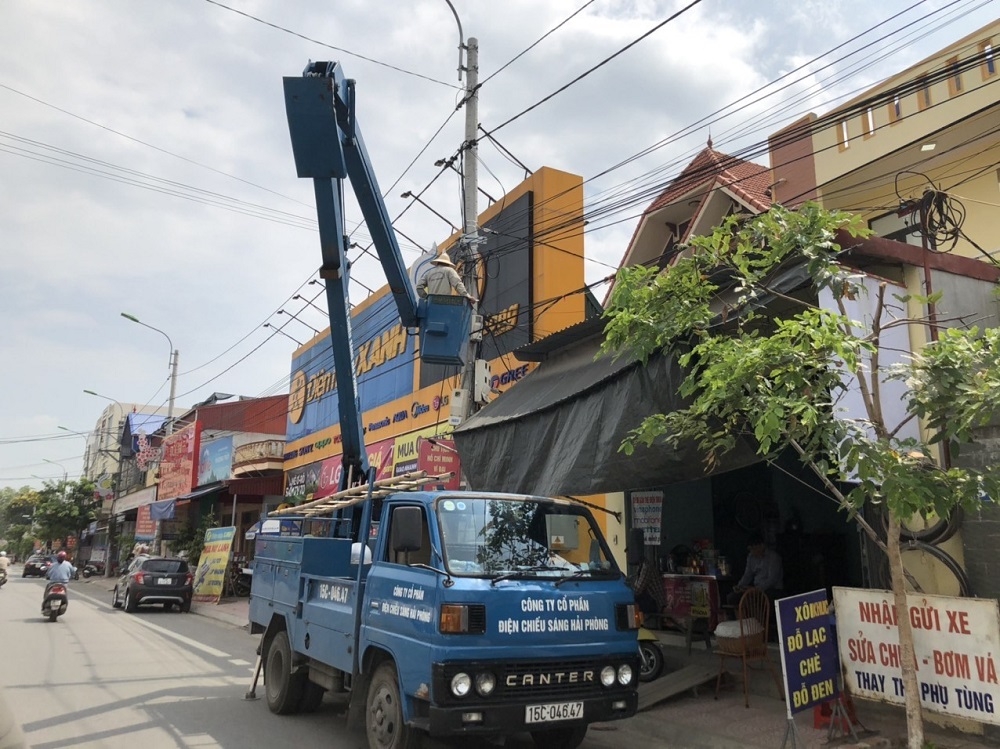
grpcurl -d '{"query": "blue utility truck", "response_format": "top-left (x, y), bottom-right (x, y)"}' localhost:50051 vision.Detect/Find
top-left (247, 60), bottom-right (640, 749)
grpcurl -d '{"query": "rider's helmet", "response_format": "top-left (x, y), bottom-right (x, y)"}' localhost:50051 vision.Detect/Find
top-left (57, 551), bottom-right (67, 562)
top-left (0, 551), bottom-right (6, 556)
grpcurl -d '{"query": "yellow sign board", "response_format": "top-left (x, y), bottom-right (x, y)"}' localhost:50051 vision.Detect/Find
top-left (192, 526), bottom-right (236, 604)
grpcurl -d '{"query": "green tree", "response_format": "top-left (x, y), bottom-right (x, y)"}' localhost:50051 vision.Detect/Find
top-left (601, 203), bottom-right (1000, 749)
top-left (0, 486), bottom-right (41, 558)
top-left (33, 478), bottom-right (98, 550)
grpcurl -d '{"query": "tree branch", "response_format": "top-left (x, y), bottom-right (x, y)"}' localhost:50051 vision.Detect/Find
top-left (788, 438), bottom-right (887, 554)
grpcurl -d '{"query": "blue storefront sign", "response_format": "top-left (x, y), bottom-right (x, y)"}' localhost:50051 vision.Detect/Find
top-left (775, 589), bottom-right (840, 715)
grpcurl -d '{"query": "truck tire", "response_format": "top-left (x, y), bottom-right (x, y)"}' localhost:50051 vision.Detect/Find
top-left (265, 630), bottom-right (304, 715)
top-left (530, 726), bottom-right (588, 749)
top-left (366, 662), bottom-right (419, 749)
top-left (639, 641), bottom-right (664, 682)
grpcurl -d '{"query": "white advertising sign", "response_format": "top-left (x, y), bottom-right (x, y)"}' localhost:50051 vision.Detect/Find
top-left (630, 490), bottom-right (663, 546)
top-left (834, 587), bottom-right (1000, 725)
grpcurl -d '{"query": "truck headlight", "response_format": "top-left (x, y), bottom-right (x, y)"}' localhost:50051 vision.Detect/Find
top-left (617, 664), bottom-right (633, 685)
top-left (451, 672), bottom-right (472, 697)
top-left (600, 666), bottom-right (616, 687)
top-left (475, 672), bottom-right (496, 696)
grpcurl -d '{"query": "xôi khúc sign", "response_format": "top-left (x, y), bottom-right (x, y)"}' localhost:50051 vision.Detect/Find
top-left (775, 589), bottom-right (840, 715)
top-left (833, 587), bottom-right (1000, 725)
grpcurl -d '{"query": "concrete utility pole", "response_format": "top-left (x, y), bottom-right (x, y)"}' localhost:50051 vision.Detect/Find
top-left (458, 36), bottom-right (484, 423)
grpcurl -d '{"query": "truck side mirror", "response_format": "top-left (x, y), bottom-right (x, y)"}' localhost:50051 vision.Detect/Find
top-left (626, 528), bottom-right (645, 566)
top-left (391, 507), bottom-right (423, 553)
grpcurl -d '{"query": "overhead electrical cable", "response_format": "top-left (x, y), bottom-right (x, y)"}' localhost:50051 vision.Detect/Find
top-left (0, 82), bottom-right (312, 209)
top-left (485, 0), bottom-right (705, 135)
top-left (481, 0), bottom-right (598, 85)
top-left (202, 0), bottom-right (460, 89)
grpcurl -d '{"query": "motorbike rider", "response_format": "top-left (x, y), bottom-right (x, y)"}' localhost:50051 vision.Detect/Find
top-left (0, 551), bottom-right (9, 573)
top-left (46, 551), bottom-right (76, 584)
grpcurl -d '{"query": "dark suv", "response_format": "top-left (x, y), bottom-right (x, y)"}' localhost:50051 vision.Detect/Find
top-left (22, 554), bottom-right (55, 578)
top-left (112, 555), bottom-right (193, 612)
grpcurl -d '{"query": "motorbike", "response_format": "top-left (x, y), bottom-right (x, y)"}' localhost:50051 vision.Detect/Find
top-left (82, 561), bottom-right (105, 578)
top-left (0, 568), bottom-right (7, 589)
top-left (638, 627), bottom-right (665, 682)
top-left (42, 581), bottom-right (69, 622)
top-left (229, 562), bottom-right (251, 598)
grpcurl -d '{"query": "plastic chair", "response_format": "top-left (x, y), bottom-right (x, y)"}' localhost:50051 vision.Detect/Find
top-left (713, 587), bottom-right (783, 708)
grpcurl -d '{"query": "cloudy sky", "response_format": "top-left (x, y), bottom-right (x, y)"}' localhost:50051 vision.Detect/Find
top-left (1, 0), bottom-right (995, 490)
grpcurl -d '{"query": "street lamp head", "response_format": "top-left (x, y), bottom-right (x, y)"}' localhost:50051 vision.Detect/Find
top-left (121, 312), bottom-right (140, 323)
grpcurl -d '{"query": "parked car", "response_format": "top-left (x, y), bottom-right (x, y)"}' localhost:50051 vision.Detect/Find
top-left (22, 554), bottom-right (55, 578)
top-left (112, 555), bottom-right (193, 613)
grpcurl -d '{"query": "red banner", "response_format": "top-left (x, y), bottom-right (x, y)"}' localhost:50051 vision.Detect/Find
top-left (158, 422), bottom-right (202, 500)
top-left (418, 437), bottom-right (460, 490)
top-left (135, 505), bottom-right (156, 540)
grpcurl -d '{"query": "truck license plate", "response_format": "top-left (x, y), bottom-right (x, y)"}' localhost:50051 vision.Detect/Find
top-left (524, 701), bottom-right (583, 724)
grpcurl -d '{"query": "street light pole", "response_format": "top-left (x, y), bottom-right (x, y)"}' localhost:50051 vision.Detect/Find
top-left (121, 313), bottom-right (178, 556)
top-left (277, 309), bottom-right (320, 335)
top-left (42, 458), bottom-right (68, 486)
top-left (263, 323), bottom-right (303, 346)
top-left (120, 312), bottom-right (177, 434)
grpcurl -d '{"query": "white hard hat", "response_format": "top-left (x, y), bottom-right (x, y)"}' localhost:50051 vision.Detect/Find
top-left (430, 253), bottom-right (455, 267)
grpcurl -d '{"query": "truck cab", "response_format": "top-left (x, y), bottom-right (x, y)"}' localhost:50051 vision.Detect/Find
top-left (250, 489), bottom-right (639, 749)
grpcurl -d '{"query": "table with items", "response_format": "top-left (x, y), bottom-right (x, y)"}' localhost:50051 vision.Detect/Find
top-left (661, 573), bottom-right (722, 653)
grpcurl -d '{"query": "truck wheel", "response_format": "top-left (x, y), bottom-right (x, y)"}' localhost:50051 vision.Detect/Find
top-left (639, 641), bottom-right (664, 682)
top-left (366, 662), bottom-right (419, 749)
top-left (265, 630), bottom-right (304, 714)
top-left (298, 680), bottom-right (325, 713)
top-left (530, 726), bottom-right (587, 749)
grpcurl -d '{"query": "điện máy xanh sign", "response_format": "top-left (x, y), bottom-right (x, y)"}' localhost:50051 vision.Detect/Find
top-left (833, 587), bottom-right (1000, 725)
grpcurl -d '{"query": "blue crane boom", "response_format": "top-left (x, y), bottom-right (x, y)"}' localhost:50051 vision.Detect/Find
top-left (282, 60), bottom-right (469, 492)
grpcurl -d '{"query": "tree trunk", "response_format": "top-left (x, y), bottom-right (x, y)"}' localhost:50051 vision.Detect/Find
top-left (887, 513), bottom-right (924, 749)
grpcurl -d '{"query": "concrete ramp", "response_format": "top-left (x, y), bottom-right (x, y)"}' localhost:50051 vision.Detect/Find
top-left (637, 663), bottom-right (718, 712)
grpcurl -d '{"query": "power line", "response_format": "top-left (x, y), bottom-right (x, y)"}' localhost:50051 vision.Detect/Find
top-left (485, 0), bottom-right (705, 135)
top-left (202, 0), bottom-right (460, 90)
top-left (0, 82), bottom-right (313, 209)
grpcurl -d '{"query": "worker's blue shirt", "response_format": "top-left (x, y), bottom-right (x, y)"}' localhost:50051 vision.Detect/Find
top-left (46, 561), bottom-right (76, 583)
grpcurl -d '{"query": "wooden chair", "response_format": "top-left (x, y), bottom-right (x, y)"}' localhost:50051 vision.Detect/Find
top-left (713, 587), bottom-right (783, 708)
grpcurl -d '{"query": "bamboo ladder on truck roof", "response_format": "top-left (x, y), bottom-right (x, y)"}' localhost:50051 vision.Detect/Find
top-left (268, 470), bottom-right (458, 519)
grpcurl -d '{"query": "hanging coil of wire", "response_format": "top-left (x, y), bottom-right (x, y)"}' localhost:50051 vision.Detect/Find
top-left (918, 188), bottom-right (965, 254)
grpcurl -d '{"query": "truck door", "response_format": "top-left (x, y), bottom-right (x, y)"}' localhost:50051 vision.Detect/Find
top-left (362, 504), bottom-right (439, 694)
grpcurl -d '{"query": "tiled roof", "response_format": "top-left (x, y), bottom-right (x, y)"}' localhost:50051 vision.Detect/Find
top-left (647, 146), bottom-right (771, 213)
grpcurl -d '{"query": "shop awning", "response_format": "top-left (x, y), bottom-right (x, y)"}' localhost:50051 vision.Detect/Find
top-left (245, 518), bottom-right (302, 540)
top-left (452, 261), bottom-right (822, 496)
top-left (453, 337), bottom-right (760, 496)
top-left (172, 484), bottom-right (225, 502)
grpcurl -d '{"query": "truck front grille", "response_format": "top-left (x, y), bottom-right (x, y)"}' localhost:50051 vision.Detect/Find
top-left (435, 657), bottom-right (630, 703)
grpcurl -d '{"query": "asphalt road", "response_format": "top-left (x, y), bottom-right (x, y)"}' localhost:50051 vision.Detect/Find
top-left (0, 568), bottom-right (645, 749)
top-left (0, 569), bottom-right (367, 749)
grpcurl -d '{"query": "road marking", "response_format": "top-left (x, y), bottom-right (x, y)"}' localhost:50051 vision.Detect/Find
top-left (229, 658), bottom-right (251, 667)
top-left (69, 585), bottom-right (231, 658)
top-left (125, 616), bottom-right (231, 658)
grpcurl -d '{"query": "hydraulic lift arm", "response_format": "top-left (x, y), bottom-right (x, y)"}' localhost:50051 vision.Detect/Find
top-left (283, 60), bottom-right (469, 491)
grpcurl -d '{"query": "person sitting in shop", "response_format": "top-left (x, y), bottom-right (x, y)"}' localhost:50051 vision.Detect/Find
top-left (727, 533), bottom-right (783, 606)
top-left (632, 556), bottom-right (666, 620)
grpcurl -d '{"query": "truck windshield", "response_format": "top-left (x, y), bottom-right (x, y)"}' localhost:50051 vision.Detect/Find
top-left (435, 497), bottom-right (618, 580)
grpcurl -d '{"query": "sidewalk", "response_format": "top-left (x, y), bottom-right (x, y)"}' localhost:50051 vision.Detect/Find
top-left (630, 629), bottom-right (994, 749)
top-left (86, 577), bottom-right (994, 749)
